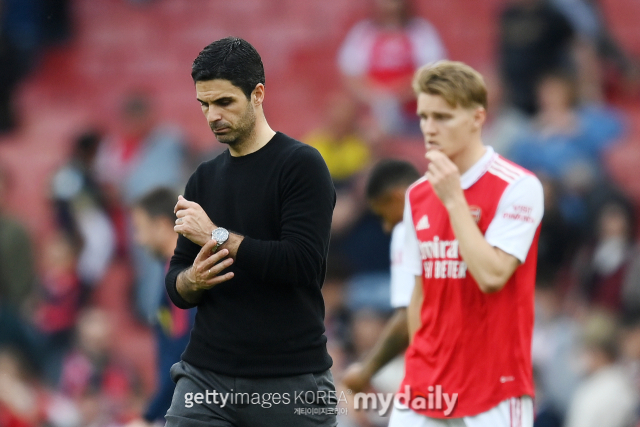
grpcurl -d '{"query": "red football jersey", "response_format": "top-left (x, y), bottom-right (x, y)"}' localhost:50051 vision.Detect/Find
top-left (399, 147), bottom-right (543, 418)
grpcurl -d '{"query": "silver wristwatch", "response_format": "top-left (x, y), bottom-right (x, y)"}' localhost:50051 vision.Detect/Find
top-left (211, 227), bottom-right (229, 250)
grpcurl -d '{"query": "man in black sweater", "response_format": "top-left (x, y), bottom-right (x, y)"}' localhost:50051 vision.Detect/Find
top-left (164, 37), bottom-right (337, 427)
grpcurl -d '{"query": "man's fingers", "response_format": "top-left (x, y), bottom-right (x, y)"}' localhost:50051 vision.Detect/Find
top-left (175, 208), bottom-right (192, 218)
top-left (427, 162), bottom-right (443, 179)
top-left (201, 252), bottom-right (233, 274)
top-left (203, 272), bottom-right (235, 288)
top-left (194, 239), bottom-right (219, 263)
top-left (175, 199), bottom-right (194, 212)
top-left (424, 171), bottom-right (434, 183)
top-left (425, 149), bottom-right (443, 162)
top-left (174, 196), bottom-right (197, 214)
top-left (174, 197), bottom-right (183, 214)
top-left (424, 150), bottom-right (442, 162)
top-left (426, 152), bottom-right (446, 169)
top-left (202, 262), bottom-right (234, 284)
top-left (426, 151), bottom-right (453, 171)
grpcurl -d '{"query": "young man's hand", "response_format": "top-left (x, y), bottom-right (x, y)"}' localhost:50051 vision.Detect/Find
top-left (174, 195), bottom-right (215, 246)
top-left (426, 150), bottom-right (466, 211)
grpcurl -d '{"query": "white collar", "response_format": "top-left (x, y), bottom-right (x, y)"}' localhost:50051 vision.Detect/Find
top-left (460, 146), bottom-right (495, 190)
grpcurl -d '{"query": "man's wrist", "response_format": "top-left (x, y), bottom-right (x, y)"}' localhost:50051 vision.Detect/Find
top-left (180, 267), bottom-right (197, 292)
top-left (222, 232), bottom-right (243, 260)
top-left (444, 193), bottom-right (468, 213)
top-left (176, 267), bottom-right (204, 305)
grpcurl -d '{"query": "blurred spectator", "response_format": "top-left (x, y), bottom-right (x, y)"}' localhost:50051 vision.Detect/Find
top-left (499, 0), bottom-right (575, 115)
top-left (128, 188), bottom-right (195, 426)
top-left (620, 316), bottom-right (640, 400)
top-left (531, 282), bottom-right (582, 423)
top-left (622, 247), bottom-right (640, 318)
top-left (0, 346), bottom-right (80, 427)
top-left (481, 67), bottom-right (532, 156)
top-left (349, 310), bottom-right (388, 368)
top-left (536, 176), bottom-right (579, 287)
top-left (338, 0), bottom-right (446, 136)
top-left (0, 164), bottom-right (36, 309)
top-left (303, 94), bottom-right (390, 278)
top-left (0, 163), bottom-right (42, 373)
top-left (0, 0), bottom-right (67, 133)
top-left (0, 0), bottom-right (41, 132)
top-left (304, 93), bottom-right (371, 186)
top-left (507, 71), bottom-right (623, 226)
top-left (59, 308), bottom-right (140, 426)
top-left (40, 0), bottom-right (72, 45)
top-left (304, 93), bottom-right (376, 275)
top-left (0, 346), bottom-right (43, 427)
top-left (31, 230), bottom-right (82, 385)
top-left (0, 0), bottom-right (20, 132)
top-left (51, 130), bottom-right (116, 292)
top-left (564, 311), bottom-right (638, 427)
top-left (549, 0), bottom-right (638, 103)
top-left (572, 198), bottom-right (636, 313)
top-left (96, 92), bottom-right (188, 322)
top-left (96, 92), bottom-right (187, 207)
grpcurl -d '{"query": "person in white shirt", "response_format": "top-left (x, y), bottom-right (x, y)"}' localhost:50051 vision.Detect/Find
top-left (341, 159), bottom-right (420, 393)
top-left (337, 0), bottom-right (446, 135)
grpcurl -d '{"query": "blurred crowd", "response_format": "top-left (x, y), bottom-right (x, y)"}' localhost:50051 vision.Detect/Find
top-left (0, 0), bottom-right (72, 132)
top-left (0, 0), bottom-right (639, 427)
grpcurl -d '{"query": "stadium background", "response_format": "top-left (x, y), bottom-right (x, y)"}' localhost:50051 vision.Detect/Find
top-left (0, 0), bottom-right (639, 426)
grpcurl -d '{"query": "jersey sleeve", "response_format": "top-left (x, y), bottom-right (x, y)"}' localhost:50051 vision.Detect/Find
top-left (403, 190), bottom-right (423, 276)
top-left (484, 174), bottom-right (544, 263)
top-left (390, 222), bottom-right (415, 308)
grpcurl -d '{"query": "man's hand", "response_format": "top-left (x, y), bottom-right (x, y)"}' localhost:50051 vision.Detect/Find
top-left (174, 195), bottom-right (215, 246)
top-left (426, 150), bottom-right (465, 210)
top-left (341, 362), bottom-right (372, 394)
top-left (177, 239), bottom-right (234, 303)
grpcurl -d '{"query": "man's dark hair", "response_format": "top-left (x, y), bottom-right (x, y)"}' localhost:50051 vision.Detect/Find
top-left (366, 159), bottom-right (420, 200)
top-left (191, 37), bottom-right (265, 99)
top-left (134, 187), bottom-right (178, 221)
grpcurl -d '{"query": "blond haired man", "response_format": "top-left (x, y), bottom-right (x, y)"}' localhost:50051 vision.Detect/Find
top-left (388, 61), bottom-right (543, 427)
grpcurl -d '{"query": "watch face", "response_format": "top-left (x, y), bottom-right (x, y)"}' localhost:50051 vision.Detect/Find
top-left (212, 227), bottom-right (229, 245)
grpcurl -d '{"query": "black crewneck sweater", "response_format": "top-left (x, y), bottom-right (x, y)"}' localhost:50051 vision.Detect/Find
top-left (165, 132), bottom-right (335, 377)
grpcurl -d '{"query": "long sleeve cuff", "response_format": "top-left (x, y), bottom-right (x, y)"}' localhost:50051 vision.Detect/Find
top-left (165, 268), bottom-right (198, 309)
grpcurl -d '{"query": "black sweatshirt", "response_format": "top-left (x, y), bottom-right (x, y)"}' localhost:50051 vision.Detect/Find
top-left (165, 132), bottom-right (336, 377)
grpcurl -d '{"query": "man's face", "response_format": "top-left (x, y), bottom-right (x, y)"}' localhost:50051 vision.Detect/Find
top-left (195, 79), bottom-right (256, 146)
top-left (369, 187), bottom-right (405, 233)
top-left (132, 207), bottom-right (163, 259)
top-left (417, 93), bottom-right (481, 160)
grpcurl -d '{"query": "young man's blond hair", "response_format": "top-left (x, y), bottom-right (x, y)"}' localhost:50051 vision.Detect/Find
top-left (412, 60), bottom-right (488, 110)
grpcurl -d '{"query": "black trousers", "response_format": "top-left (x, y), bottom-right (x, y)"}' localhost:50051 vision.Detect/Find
top-left (165, 360), bottom-right (338, 427)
